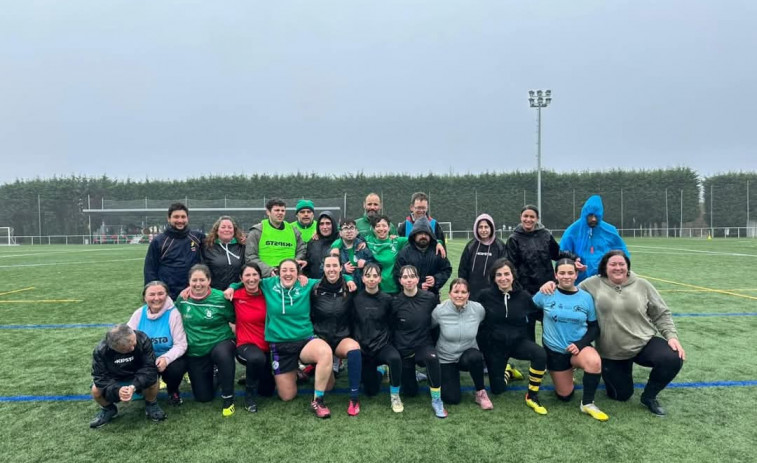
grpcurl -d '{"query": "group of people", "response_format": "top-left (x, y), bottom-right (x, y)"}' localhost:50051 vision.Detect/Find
top-left (89, 192), bottom-right (685, 428)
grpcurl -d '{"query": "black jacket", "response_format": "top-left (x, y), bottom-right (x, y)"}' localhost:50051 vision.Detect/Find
top-left (394, 216), bottom-right (452, 296)
top-left (477, 287), bottom-right (539, 351)
top-left (391, 289), bottom-right (437, 356)
top-left (350, 290), bottom-right (394, 356)
top-left (202, 240), bottom-right (245, 291)
top-left (505, 224), bottom-right (575, 295)
top-left (310, 279), bottom-right (352, 345)
top-left (144, 225), bottom-right (205, 299)
top-left (458, 238), bottom-right (507, 301)
top-left (91, 330), bottom-right (158, 403)
top-left (305, 211), bottom-right (339, 279)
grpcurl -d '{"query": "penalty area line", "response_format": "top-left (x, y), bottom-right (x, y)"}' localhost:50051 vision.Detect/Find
top-left (639, 274), bottom-right (757, 301)
top-left (0, 287), bottom-right (35, 297)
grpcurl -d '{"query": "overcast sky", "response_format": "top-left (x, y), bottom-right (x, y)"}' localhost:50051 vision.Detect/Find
top-left (1, 0), bottom-right (755, 185)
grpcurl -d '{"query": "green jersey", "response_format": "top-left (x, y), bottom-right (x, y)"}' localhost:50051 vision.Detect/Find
top-left (176, 289), bottom-right (235, 357)
top-left (262, 277), bottom-right (320, 343)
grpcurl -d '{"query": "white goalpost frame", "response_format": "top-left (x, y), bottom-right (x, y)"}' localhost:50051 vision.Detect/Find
top-left (438, 221), bottom-right (453, 241)
top-left (0, 227), bottom-right (17, 246)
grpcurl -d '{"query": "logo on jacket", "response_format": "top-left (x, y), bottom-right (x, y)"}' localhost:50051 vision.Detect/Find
top-left (205, 309), bottom-right (213, 319)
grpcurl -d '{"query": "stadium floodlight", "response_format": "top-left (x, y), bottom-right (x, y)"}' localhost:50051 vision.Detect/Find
top-left (528, 88), bottom-right (552, 222)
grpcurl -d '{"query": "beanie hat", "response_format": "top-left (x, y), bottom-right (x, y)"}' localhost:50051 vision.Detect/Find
top-left (295, 199), bottom-right (315, 213)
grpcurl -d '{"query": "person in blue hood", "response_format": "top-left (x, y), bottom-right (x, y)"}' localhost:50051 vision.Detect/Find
top-left (559, 195), bottom-right (628, 283)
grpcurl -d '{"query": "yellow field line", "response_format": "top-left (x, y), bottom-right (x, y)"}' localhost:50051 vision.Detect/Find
top-left (0, 287), bottom-right (35, 297)
top-left (0, 299), bottom-right (82, 303)
top-left (639, 275), bottom-right (757, 301)
top-left (659, 289), bottom-right (757, 293)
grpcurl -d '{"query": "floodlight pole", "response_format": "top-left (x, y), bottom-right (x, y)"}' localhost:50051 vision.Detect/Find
top-left (529, 89), bottom-right (551, 221)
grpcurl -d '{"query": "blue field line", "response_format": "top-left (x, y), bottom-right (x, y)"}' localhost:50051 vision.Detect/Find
top-left (672, 312), bottom-right (757, 317)
top-left (0, 323), bottom-right (115, 330)
top-left (2, 380), bottom-right (756, 403)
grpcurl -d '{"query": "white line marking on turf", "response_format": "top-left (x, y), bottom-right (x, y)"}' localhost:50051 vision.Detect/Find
top-left (0, 247), bottom-right (143, 259)
top-left (629, 245), bottom-right (757, 258)
top-left (0, 258), bottom-right (143, 269)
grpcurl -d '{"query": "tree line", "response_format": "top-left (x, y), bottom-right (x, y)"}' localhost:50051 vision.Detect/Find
top-left (1, 168), bottom-right (753, 237)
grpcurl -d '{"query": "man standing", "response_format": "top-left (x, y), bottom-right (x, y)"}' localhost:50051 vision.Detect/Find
top-left (89, 324), bottom-right (165, 428)
top-left (560, 194), bottom-right (629, 283)
top-left (291, 199), bottom-right (317, 243)
top-left (395, 216), bottom-right (452, 301)
top-left (144, 203), bottom-right (204, 300)
top-left (396, 192), bottom-right (447, 248)
top-left (245, 198), bottom-right (307, 277)
top-left (355, 192), bottom-right (397, 238)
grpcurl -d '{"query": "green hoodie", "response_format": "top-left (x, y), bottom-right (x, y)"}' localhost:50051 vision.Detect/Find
top-left (365, 235), bottom-right (408, 294)
top-left (262, 276), bottom-right (320, 343)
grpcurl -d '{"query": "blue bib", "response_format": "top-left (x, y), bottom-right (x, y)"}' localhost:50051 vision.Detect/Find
top-left (137, 306), bottom-right (174, 358)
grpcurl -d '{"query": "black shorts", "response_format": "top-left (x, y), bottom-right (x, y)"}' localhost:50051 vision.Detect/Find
top-left (321, 336), bottom-right (346, 353)
top-left (269, 337), bottom-right (314, 375)
top-left (545, 347), bottom-right (573, 372)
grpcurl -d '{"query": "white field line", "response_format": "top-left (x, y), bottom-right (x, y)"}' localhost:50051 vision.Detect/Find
top-left (0, 258), bottom-right (143, 269)
top-left (629, 245), bottom-right (757, 258)
top-left (0, 247), bottom-right (143, 259)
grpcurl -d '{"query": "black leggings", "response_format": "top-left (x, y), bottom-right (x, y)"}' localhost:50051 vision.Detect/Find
top-left (236, 343), bottom-right (275, 397)
top-left (186, 339), bottom-right (236, 402)
top-left (440, 348), bottom-right (486, 405)
top-left (400, 345), bottom-right (441, 397)
top-left (484, 339), bottom-right (546, 395)
top-left (361, 344), bottom-right (402, 396)
top-left (602, 337), bottom-right (683, 401)
top-left (161, 356), bottom-right (187, 394)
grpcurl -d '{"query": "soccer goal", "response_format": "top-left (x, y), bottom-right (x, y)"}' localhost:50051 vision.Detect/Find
top-left (438, 221), bottom-right (453, 241)
top-left (0, 227), bottom-right (17, 246)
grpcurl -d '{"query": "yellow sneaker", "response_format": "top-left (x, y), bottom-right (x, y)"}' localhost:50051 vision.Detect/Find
top-left (580, 402), bottom-right (609, 422)
top-left (159, 379), bottom-right (167, 390)
top-left (506, 364), bottom-right (524, 381)
top-left (222, 403), bottom-right (235, 417)
top-left (525, 394), bottom-right (548, 415)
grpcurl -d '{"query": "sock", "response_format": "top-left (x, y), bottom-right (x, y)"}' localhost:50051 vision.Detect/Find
top-left (555, 390), bottom-right (574, 402)
top-left (582, 372), bottom-right (601, 404)
top-left (221, 394), bottom-right (234, 408)
top-left (377, 365), bottom-right (387, 376)
top-left (347, 350), bottom-right (362, 400)
top-left (527, 366), bottom-right (545, 398)
top-left (145, 399), bottom-right (157, 406)
top-left (314, 389), bottom-right (325, 401)
top-left (390, 386), bottom-right (400, 396)
top-left (430, 386), bottom-right (441, 400)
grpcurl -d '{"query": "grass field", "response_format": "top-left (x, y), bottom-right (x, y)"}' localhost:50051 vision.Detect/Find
top-left (1, 238), bottom-right (756, 462)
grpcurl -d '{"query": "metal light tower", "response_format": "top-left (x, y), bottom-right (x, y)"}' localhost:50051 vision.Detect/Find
top-left (528, 89), bottom-right (552, 221)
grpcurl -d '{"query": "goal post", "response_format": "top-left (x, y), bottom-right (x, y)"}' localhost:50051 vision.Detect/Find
top-left (0, 227), bottom-right (17, 246)
top-left (438, 221), bottom-right (453, 241)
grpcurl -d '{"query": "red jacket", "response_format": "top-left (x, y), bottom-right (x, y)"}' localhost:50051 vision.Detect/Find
top-left (232, 287), bottom-right (269, 352)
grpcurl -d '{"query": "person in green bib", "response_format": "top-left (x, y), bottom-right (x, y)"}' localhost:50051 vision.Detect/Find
top-left (245, 198), bottom-right (307, 277)
top-left (291, 199), bottom-right (317, 243)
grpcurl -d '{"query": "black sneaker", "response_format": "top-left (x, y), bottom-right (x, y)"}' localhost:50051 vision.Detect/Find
top-left (641, 396), bottom-right (666, 416)
top-left (244, 393), bottom-right (258, 413)
top-left (168, 391), bottom-right (183, 406)
top-left (145, 402), bottom-right (166, 422)
top-left (89, 404), bottom-right (118, 428)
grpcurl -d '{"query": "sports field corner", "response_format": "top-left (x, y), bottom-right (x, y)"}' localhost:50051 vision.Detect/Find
top-left (0, 238), bottom-right (755, 462)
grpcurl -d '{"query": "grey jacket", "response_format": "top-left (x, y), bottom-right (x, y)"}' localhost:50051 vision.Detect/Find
top-left (431, 299), bottom-right (485, 363)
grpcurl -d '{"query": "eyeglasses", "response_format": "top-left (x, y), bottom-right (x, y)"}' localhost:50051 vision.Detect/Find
top-left (341, 226), bottom-right (356, 231)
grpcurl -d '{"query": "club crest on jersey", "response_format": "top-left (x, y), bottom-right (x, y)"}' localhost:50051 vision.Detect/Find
top-left (205, 309), bottom-right (213, 319)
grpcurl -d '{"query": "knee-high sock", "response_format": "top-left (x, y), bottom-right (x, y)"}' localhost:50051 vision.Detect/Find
top-left (527, 366), bottom-right (545, 398)
top-left (347, 350), bottom-right (362, 400)
top-left (582, 372), bottom-right (601, 404)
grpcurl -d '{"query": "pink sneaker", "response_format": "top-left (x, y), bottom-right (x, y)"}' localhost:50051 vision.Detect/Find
top-left (347, 399), bottom-right (361, 416)
top-left (310, 399), bottom-right (331, 419)
top-left (475, 389), bottom-right (493, 410)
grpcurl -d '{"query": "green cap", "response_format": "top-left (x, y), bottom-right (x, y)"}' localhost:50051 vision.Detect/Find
top-left (295, 199), bottom-right (315, 213)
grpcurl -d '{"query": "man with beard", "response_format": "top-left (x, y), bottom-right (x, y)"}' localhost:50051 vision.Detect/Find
top-left (144, 203), bottom-right (205, 300)
top-left (355, 193), bottom-right (396, 238)
top-left (291, 199), bottom-right (317, 243)
top-left (560, 195), bottom-right (628, 283)
top-left (394, 216), bottom-right (452, 302)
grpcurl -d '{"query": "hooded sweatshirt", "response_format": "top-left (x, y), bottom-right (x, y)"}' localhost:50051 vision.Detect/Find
top-left (506, 222), bottom-right (575, 295)
top-left (394, 216), bottom-right (452, 296)
top-left (560, 195), bottom-right (629, 283)
top-left (202, 238), bottom-right (245, 291)
top-left (305, 211), bottom-right (339, 278)
top-left (477, 286), bottom-right (539, 351)
top-left (261, 276), bottom-right (320, 343)
top-left (310, 277), bottom-right (352, 345)
top-left (458, 214), bottom-right (507, 300)
top-left (127, 296), bottom-right (187, 365)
